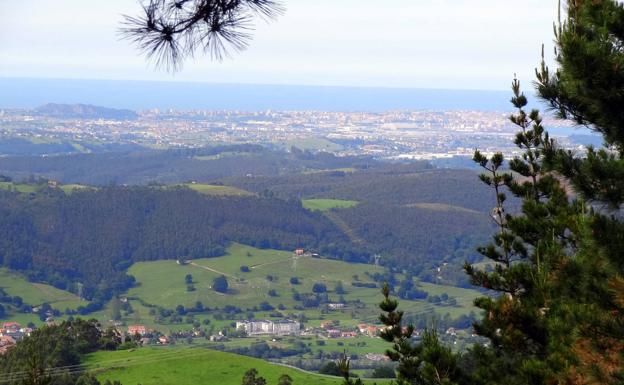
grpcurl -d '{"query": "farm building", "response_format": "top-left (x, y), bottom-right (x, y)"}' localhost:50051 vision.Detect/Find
top-left (127, 325), bottom-right (148, 336)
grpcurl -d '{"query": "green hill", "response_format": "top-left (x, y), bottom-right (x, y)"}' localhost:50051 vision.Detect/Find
top-left (0, 268), bottom-right (87, 324)
top-left (88, 348), bottom-right (385, 385)
top-left (124, 244), bottom-right (480, 331)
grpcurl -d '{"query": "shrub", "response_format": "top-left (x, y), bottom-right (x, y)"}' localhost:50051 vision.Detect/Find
top-left (312, 283), bottom-right (327, 293)
top-left (212, 275), bottom-right (229, 293)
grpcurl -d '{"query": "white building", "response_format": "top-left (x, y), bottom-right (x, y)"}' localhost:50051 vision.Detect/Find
top-left (236, 319), bottom-right (300, 336)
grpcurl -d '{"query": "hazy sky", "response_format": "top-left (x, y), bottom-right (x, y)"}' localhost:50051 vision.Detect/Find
top-left (0, 1), bottom-right (560, 90)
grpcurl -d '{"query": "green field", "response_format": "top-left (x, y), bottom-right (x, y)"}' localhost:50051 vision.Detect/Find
top-left (302, 199), bottom-right (359, 211)
top-left (181, 183), bottom-right (255, 197)
top-left (278, 138), bottom-right (344, 152)
top-left (87, 347), bottom-right (385, 385)
top-left (0, 182), bottom-right (39, 193)
top-left (126, 244), bottom-right (480, 329)
top-left (0, 268), bottom-right (87, 319)
top-left (60, 184), bottom-right (93, 194)
top-left (0, 181), bottom-right (92, 194)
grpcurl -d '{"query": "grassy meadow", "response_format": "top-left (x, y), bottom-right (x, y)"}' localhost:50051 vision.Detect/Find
top-left (302, 199), bottom-right (359, 211)
top-left (87, 347), bottom-right (388, 385)
top-left (125, 243), bottom-right (480, 329)
top-left (0, 268), bottom-right (87, 324)
top-left (0, 268), bottom-right (86, 310)
top-left (182, 183), bottom-right (255, 196)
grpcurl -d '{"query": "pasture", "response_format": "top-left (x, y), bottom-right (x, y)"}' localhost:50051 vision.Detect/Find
top-left (126, 244), bottom-right (481, 327)
top-left (181, 183), bottom-right (255, 196)
top-left (302, 199), bottom-right (359, 211)
top-left (88, 347), bottom-right (383, 385)
top-left (0, 268), bottom-right (87, 319)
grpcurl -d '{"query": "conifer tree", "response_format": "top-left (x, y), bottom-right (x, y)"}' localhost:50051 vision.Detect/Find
top-left (379, 283), bottom-right (461, 385)
top-left (381, 2), bottom-right (624, 383)
top-left (464, 1), bottom-right (624, 382)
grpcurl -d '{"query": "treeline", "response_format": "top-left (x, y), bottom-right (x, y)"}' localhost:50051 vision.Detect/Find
top-left (0, 319), bottom-right (123, 385)
top-left (0, 138), bottom-right (146, 157)
top-left (0, 145), bottom-right (379, 185)
top-left (224, 166), bottom-right (506, 213)
top-left (335, 202), bottom-right (492, 286)
top-left (0, 186), bottom-right (361, 303)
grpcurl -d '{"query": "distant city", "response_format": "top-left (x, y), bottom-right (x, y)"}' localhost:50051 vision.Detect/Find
top-left (0, 104), bottom-right (598, 167)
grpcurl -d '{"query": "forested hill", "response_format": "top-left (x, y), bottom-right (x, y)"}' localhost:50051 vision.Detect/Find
top-left (222, 167), bottom-right (497, 213)
top-left (0, 186), bottom-right (359, 303)
top-left (222, 168), bottom-right (500, 284)
top-left (0, 145), bottom-right (385, 185)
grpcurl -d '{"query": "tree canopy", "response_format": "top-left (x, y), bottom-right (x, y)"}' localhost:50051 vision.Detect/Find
top-left (379, 1), bottom-right (624, 384)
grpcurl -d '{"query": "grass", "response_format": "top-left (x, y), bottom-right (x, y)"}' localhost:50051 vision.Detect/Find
top-left (0, 182), bottom-right (39, 193)
top-left (87, 347), bottom-right (387, 385)
top-left (0, 182), bottom-right (92, 194)
top-left (302, 199), bottom-right (359, 212)
top-left (279, 138), bottom-right (344, 152)
top-left (0, 268), bottom-right (87, 316)
top-left (60, 184), bottom-right (93, 194)
top-left (126, 244), bottom-right (480, 329)
top-left (180, 183), bottom-right (255, 197)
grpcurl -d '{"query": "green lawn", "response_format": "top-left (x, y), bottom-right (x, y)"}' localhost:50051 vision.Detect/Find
top-left (87, 347), bottom-right (385, 385)
top-left (0, 268), bottom-right (87, 321)
top-left (302, 199), bottom-right (359, 212)
top-left (126, 244), bottom-right (480, 329)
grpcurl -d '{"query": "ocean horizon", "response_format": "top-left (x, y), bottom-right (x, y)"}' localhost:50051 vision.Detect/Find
top-left (0, 77), bottom-right (528, 112)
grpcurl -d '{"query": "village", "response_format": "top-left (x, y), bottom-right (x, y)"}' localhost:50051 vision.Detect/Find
top-left (0, 322), bottom-right (32, 355)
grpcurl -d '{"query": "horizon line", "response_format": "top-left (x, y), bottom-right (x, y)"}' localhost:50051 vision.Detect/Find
top-left (0, 76), bottom-right (513, 94)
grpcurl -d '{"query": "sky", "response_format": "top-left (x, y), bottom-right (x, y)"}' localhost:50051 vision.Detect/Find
top-left (0, 0), bottom-right (561, 90)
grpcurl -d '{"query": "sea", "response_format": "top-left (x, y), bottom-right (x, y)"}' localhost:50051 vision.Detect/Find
top-left (1, 77), bottom-right (524, 112)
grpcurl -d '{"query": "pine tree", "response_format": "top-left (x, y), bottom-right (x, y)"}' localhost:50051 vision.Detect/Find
top-left (381, 2), bottom-right (624, 383)
top-left (463, 1), bottom-right (624, 382)
top-left (533, 0), bottom-right (624, 382)
top-left (379, 283), bottom-right (461, 385)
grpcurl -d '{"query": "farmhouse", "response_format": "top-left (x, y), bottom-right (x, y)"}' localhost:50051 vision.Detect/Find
top-left (327, 329), bottom-right (342, 338)
top-left (365, 353), bottom-right (390, 362)
top-left (0, 335), bottom-right (16, 355)
top-left (0, 322), bottom-right (31, 341)
top-left (127, 325), bottom-right (148, 336)
top-left (158, 336), bottom-right (170, 344)
top-left (236, 319), bottom-right (300, 336)
top-left (2, 322), bottom-right (20, 332)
